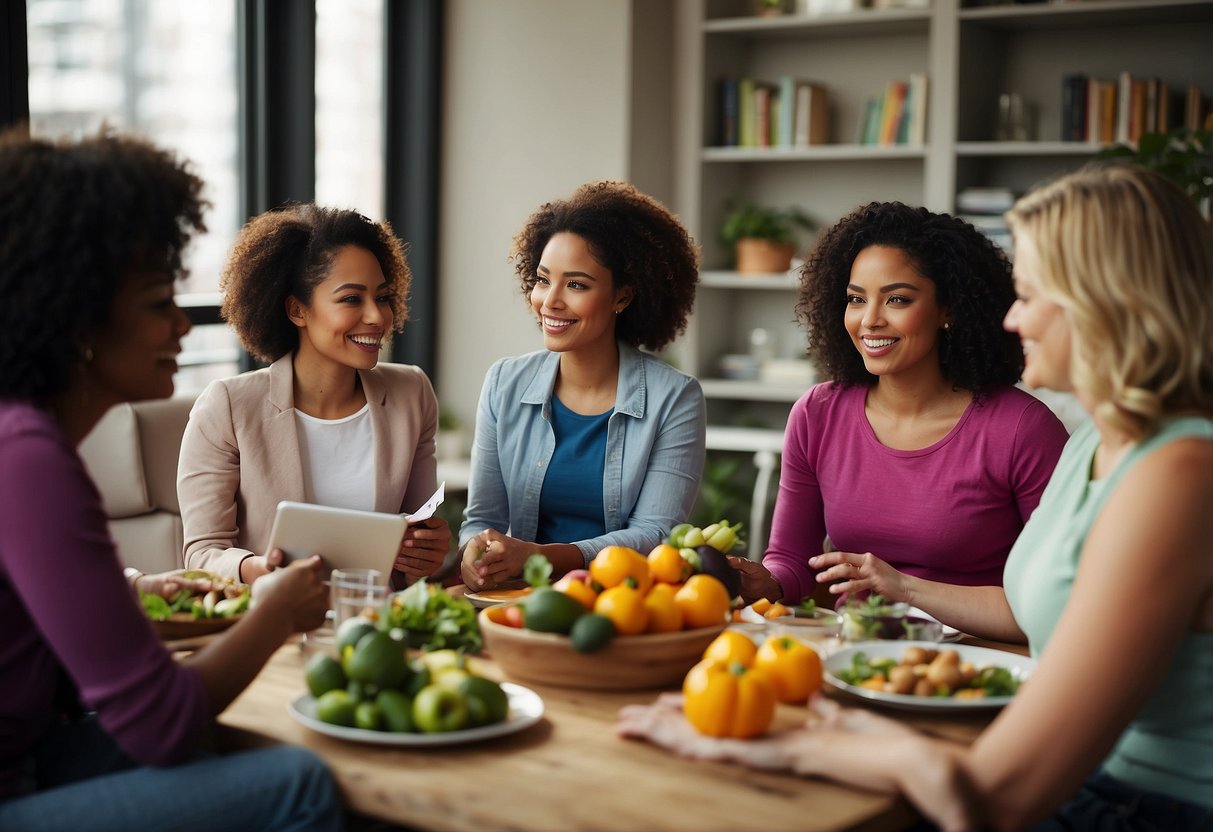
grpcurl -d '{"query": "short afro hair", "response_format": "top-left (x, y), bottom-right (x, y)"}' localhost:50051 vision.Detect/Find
top-left (0, 128), bottom-right (206, 400)
top-left (221, 204), bottom-right (410, 363)
top-left (511, 181), bottom-right (699, 352)
top-left (798, 202), bottom-right (1023, 395)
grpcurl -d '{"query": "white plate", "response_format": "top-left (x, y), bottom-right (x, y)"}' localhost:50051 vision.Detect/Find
top-left (824, 640), bottom-right (1035, 712)
top-left (462, 586), bottom-right (532, 610)
top-left (288, 682), bottom-right (544, 745)
top-left (906, 607), bottom-right (961, 642)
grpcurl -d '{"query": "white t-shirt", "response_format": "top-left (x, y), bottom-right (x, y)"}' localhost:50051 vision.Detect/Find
top-left (294, 404), bottom-right (375, 510)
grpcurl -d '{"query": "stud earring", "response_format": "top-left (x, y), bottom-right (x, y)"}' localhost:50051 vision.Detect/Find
top-left (942, 322), bottom-right (951, 331)
top-left (82, 346), bottom-right (94, 361)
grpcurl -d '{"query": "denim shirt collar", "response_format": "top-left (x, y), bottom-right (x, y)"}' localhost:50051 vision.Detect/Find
top-left (518, 341), bottom-right (647, 419)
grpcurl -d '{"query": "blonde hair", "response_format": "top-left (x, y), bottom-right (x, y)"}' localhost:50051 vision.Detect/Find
top-left (1006, 165), bottom-right (1213, 439)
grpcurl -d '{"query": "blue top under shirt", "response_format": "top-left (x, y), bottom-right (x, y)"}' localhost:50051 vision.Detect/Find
top-left (536, 396), bottom-right (611, 544)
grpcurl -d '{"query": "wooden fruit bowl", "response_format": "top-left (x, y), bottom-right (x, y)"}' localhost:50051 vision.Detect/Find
top-left (479, 609), bottom-right (725, 690)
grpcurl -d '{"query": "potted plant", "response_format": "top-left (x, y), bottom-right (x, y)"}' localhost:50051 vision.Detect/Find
top-left (753, 0), bottom-right (791, 16)
top-left (1096, 127), bottom-right (1213, 218)
top-left (720, 201), bottom-right (814, 274)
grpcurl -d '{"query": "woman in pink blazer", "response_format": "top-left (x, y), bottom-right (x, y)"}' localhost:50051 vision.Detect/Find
top-left (178, 205), bottom-right (451, 586)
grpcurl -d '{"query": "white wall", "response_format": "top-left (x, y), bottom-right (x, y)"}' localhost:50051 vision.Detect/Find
top-left (436, 0), bottom-right (635, 425)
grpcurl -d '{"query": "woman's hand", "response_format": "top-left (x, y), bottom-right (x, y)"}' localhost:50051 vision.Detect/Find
top-left (460, 530), bottom-right (531, 590)
top-left (134, 570), bottom-right (214, 599)
top-left (395, 517), bottom-right (452, 580)
top-left (238, 548), bottom-right (287, 584)
top-left (728, 556), bottom-right (785, 604)
top-left (810, 550), bottom-right (911, 602)
top-left (619, 694), bottom-right (974, 832)
top-left (249, 555), bottom-right (329, 633)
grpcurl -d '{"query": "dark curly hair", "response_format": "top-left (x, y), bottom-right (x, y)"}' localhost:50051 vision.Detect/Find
top-left (0, 128), bottom-right (207, 401)
top-left (511, 181), bottom-right (700, 352)
top-left (221, 204), bottom-right (411, 363)
top-left (797, 202), bottom-right (1023, 395)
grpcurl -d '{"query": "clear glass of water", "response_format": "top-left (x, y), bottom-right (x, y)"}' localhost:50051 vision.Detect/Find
top-left (329, 568), bottom-right (386, 631)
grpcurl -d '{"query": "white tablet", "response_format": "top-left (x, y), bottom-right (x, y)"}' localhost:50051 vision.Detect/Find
top-left (264, 501), bottom-right (407, 574)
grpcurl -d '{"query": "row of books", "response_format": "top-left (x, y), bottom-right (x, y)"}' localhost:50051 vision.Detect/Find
top-left (1061, 73), bottom-right (1208, 145)
top-left (856, 74), bottom-right (928, 147)
top-left (957, 187), bottom-right (1015, 253)
top-left (718, 77), bottom-right (830, 148)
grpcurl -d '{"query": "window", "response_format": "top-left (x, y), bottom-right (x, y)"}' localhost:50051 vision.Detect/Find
top-left (26, 0), bottom-right (240, 393)
top-left (315, 0), bottom-right (384, 219)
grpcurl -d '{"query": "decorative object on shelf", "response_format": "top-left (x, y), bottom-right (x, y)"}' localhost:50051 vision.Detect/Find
top-left (995, 92), bottom-right (1033, 142)
top-left (1096, 127), bottom-right (1213, 216)
top-left (720, 201), bottom-right (814, 274)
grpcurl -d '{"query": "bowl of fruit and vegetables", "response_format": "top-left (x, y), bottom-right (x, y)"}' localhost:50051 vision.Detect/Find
top-left (479, 547), bottom-right (732, 690)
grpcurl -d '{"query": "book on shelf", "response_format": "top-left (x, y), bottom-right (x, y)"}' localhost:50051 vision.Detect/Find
top-left (857, 75), bottom-right (927, 147)
top-left (1066, 71), bottom-right (1205, 145)
top-left (956, 187), bottom-right (1015, 214)
top-left (716, 76), bottom-right (830, 149)
top-left (719, 78), bottom-right (739, 147)
top-left (793, 80), bottom-right (829, 146)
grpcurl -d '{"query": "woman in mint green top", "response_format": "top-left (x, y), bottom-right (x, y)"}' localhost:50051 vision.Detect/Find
top-left (617, 166), bottom-right (1213, 831)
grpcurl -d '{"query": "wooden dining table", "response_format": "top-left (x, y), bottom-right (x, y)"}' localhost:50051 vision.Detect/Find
top-left (213, 624), bottom-right (1025, 832)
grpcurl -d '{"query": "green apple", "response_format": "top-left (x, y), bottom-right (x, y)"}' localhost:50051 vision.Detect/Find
top-left (412, 684), bottom-right (469, 733)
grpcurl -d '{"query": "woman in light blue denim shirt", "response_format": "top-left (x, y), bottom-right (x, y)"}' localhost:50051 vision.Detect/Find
top-left (460, 182), bottom-right (706, 589)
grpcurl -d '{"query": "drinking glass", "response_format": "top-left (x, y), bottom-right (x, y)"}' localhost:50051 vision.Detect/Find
top-left (330, 567), bottom-right (387, 630)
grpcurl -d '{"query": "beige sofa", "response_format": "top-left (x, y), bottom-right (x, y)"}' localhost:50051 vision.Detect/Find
top-left (78, 396), bottom-right (195, 574)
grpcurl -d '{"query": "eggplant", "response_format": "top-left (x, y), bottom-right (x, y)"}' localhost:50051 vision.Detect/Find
top-left (695, 545), bottom-right (741, 599)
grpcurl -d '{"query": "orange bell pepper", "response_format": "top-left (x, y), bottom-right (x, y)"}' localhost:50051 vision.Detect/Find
top-left (647, 543), bottom-right (693, 584)
top-left (593, 584), bottom-right (648, 636)
top-left (701, 629), bottom-right (758, 666)
top-left (642, 583), bottom-right (683, 633)
top-left (673, 574), bottom-right (731, 629)
top-left (754, 635), bottom-right (823, 703)
top-left (682, 659), bottom-right (776, 738)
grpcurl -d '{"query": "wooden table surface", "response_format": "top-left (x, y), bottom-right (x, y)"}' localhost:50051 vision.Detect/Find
top-left (215, 633), bottom-right (1020, 832)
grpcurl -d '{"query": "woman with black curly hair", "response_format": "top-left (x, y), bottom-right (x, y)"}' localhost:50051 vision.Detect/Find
top-left (0, 129), bottom-right (339, 829)
top-left (459, 181), bottom-right (706, 589)
top-left (177, 204), bottom-right (451, 586)
top-left (733, 202), bottom-right (1068, 614)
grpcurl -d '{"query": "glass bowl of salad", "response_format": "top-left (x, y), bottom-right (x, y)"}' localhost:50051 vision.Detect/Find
top-left (840, 595), bottom-right (943, 642)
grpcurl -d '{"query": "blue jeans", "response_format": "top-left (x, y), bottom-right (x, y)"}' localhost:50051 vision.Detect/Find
top-left (1030, 769), bottom-right (1213, 832)
top-left (0, 715), bottom-right (342, 831)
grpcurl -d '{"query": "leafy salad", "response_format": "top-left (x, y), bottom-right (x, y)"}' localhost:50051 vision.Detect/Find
top-left (383, 578), bottom-right (482, 654)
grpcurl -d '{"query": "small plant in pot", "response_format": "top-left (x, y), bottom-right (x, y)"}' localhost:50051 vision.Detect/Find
top-left (720, 201), bottom-right (814, 274)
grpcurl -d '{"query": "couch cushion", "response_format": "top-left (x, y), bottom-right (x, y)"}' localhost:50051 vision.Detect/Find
top-left (79, 403), bottom-right (149, 518)
top-left (134, 397), bottom-right (194, 514)
top-left (110, 512), bottom-right (184, 574)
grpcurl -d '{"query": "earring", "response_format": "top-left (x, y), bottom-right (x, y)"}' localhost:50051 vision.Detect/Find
top-left (82, 346), bottom-right (94, 362)
top-left (615, 309), bottom-right (622, 315)
top-left (942, 322), bottom-right (951, 331)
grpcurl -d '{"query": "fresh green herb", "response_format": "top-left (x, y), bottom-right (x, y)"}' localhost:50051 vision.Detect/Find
top-left (796, 599), bottom-right (817, 615)
top-left (523, 553), bottom-right (553, 589)
top-left (384, 578), bottom-right (482, 653)
top-left (976, 665), bottom-right (1020, 697)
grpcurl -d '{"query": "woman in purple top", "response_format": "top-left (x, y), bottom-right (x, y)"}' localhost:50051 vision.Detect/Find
top-left (0, 130), bottom-right (340, 830)
top-left (734, 202), bottom-right (1068, 610)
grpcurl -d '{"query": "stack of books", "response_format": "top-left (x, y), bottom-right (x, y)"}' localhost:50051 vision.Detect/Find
top-left (718, 76), bottom-right (830, 148)
top-left (956, 187), bottom-right (1015, 253)
top-left (855, 74), bottom-right (928, 146)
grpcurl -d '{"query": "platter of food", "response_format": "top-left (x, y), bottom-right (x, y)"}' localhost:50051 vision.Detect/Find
top-left (140, 571), bottom-right (250, 640)
top-left (824, 641), bottom-right (1035, 712)
top-left (288, 683), bottom-right (544, 746)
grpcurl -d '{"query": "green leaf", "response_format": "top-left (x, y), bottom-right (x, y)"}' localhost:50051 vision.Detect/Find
top-left (523, 554), bottom-right (554, 589)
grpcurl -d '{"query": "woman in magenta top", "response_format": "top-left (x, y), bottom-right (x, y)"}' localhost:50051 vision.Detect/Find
top-left (735, 202), bottom-right (1068, 608)
top-left (0, 130), bottom-right (339, 830)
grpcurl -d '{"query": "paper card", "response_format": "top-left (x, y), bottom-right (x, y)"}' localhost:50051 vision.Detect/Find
top-left (404, 482), bottom-right (445, 524)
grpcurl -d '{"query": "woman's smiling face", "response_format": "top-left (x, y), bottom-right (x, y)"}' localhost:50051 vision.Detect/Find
top-left (1004, 233), bottom-right (1072, 392)
top-left (530, 231), bottom-right (631, 357)
top-left (290, 245), bottom-right (393, 370)
top-left (843, 245), bottom-right (950, 382)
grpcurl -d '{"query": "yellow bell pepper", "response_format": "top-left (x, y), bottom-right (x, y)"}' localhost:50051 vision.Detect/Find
top-left (754, 635), bottom-right (823, 704)
top-left (681, 659), bottom-right (776, 738)
top-left (589, 545), bottom-right (652, 594)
